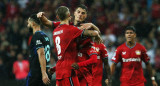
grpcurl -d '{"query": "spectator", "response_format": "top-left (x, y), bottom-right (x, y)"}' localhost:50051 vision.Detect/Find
top-left (13, 53), bottom-right (29, 86)
top-left (0, 57), bottom-right (8, 80)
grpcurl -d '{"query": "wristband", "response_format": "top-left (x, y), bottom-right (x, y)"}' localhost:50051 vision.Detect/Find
top-left (151, 77), bottom-right (155, 80)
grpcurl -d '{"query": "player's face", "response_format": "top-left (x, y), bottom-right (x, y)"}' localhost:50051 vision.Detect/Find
top-left (74, 8), bottom-right (87, 22)
top-left (125, 30), bottom-right (136, 42)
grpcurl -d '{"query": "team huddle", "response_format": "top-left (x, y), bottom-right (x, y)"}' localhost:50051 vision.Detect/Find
top-left (26, 4), bottom-right (158, 86)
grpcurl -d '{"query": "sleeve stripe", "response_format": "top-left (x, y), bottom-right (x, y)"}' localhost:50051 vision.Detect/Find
top-left (36, 46), bottom-right (44, 50)
top-left (89, 53), bottom-right (98, 56)
top-left (111, 60), bottom-right (117, 64)
top-left (103, 57), bottom-right (108, 59)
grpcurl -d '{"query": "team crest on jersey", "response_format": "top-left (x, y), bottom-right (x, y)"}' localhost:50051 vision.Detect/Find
top-left (122, 51), bottom-right (126, 55)
top-left (135, 50), bottom-right (141, 55)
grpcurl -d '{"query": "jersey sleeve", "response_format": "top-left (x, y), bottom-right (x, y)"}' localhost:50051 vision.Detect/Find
top-left (100, 44), bottom-right (108, 59)
top-left (35, 33), bottom-right (45, 50)
top-left (141, 46), bottom-right (150, 63)
top-left (71, 26), bottom-right (84, 39)
top-left (52, 21), bottom-right (60, 28)
top-left (111, 47), bottom-right (121, 64)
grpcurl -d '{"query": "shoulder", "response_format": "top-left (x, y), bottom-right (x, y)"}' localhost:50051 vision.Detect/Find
top-left (117, 43), bottom-right (125, 50)
top-left (136, 43), bottom-right (146, 50)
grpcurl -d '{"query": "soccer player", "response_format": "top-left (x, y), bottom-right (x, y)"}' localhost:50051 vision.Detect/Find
top-left (71, 39), bottom-right (98, 86)
top-left (91, 41), bottom-right (111, 86)
top-left (26, 14), bottom-right (51, 86)
top-left (111, 26), bottom-right (158, 86)
top-left (52, 6), bottom-right (100, 86)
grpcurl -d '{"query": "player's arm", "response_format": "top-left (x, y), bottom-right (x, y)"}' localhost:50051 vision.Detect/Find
top-left (37, 12), bottom-right (53, 28)
top-left (83, 30), bottom-right (99, 37)
top-left (80, 23), bottom-right (101, 33)
top-left (48, 66), bottom-right (56, 75)
top-left (37, 48), bottom-right (50, 85)
top-left (72, 54), bottom-right (97, 70)
top-left (141, 46), bottom-right (158, 86)
top-left (145, 62), bottom-right (157, 86)
top-left (103, 58), bottom-right (111, 86)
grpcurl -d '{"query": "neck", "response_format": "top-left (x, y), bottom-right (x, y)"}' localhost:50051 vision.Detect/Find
top-left (126, 40), bottom-right (135, 47)
top-left (33, 25), bottom-right (41, 34)
top-left (74, 20), bottom-right (78, 25)
top-left (60, 19), bottom-right (69, 25)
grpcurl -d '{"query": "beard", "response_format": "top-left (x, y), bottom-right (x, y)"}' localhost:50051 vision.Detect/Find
top-left (28, 26), bottom-right (33, 33)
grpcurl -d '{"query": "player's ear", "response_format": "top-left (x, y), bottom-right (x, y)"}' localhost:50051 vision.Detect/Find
top-left (134, 33), bottom-right (136, 38)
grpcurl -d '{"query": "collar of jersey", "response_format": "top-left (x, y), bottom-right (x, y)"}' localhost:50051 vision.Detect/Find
top-left (125, 42), bottom-right (136, 49)
top-left (35, 31), bottom-right (42, 33)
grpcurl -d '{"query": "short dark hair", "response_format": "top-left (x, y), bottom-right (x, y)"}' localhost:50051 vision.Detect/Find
top-left (56, 6), bottom-right (69, 21)
top-left (29, 14), bottom-right (41, 25)
top-left (125, 26), bottom-right (136, 33)
top-left (76, 4), bottom-right (88, 13)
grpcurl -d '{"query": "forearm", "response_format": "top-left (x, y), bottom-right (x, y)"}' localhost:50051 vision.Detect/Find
top-left (111, 63), bottom-right (116, 75)
top-left (146, 62), bottom-right (154, 78)
top-left (38, 54), bottom-right (47, 74)
top-left (39, 16), bottom-right (52, 28)
top-left (104, 59), bottom-right (111, 79)
top-left (78, 54), bottom-right (97, 67)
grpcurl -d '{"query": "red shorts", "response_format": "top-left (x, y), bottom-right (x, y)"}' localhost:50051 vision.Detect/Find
top-left (120, 82), bottom-right (144, 86)
top-left (56, 76), bottom-right (80, 86)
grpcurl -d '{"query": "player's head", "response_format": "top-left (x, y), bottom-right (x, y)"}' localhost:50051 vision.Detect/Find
top-left (56, 6), bottom-right (70, 21)
top-left (27, 14), bottom-right (41, 33)
top-left (125, 26), bottom-right (136, 42)
top-left (74, 4), bottom-right (88, 22)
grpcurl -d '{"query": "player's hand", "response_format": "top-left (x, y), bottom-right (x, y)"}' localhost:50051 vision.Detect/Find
top-left (95, 34), bottom-right (103, 44)
top-left (105, 79), bottom-right (109, 85)
top-left (48, 68), bottom-right (55, 75)
top-left (105, 79), bottom-right (112, 86)
top-left (79, 23), bottom-right (93, 30)
top-left (42, 72), bottom-right (50, 85)
top-left (37, 12), bottom-right (45, 18)
top-left (71, 63), bottom-right (79, 70)
top-left (152, 80), bottom-right (158, 86)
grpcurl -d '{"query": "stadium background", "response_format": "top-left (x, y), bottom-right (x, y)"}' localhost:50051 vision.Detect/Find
top-left (0, 0), bottom-right (160, 86)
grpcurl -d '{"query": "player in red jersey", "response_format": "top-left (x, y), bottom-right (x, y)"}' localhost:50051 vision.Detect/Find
top-left (37, 4), bottom-right (111, 86)
top-left (111, 26), bottom-right (157, 86)
top-left (52, 6), bottom-right (100, 86)
top-left (70, 38), bottom-right (98, 86)
top-left (89, 41), bottom-right (111, 86)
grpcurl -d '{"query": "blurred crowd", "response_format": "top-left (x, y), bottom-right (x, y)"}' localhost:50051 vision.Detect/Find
top-left (0, 0), bottom-right (160, 85)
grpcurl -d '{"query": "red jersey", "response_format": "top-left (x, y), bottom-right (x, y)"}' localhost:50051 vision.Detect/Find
top-left (111, 42), bottom-right (150, 85)
top-left (92, 42), bottom-right (108, 86)
top-left (53, 24), bottom-right (83, 79)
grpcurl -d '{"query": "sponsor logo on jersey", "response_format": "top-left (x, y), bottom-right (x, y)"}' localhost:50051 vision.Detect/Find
top-left (54, 30), bottom-right (63, 35)
top-left (122, 51), bottom-right (126, 55)
top-left (135, 50), bottom-right (141, 55)
top-left (95, 47), bottom-right (99, 52)
top-left (36, 40), bottom-right (42, 45)
top-left (122, 58), bottom-right (141, 62)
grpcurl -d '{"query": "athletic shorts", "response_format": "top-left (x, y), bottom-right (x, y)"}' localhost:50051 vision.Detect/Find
top-left (56, 76), bottom-right (80, 86)
top-left (120, 82), bottom-right (144, 86)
